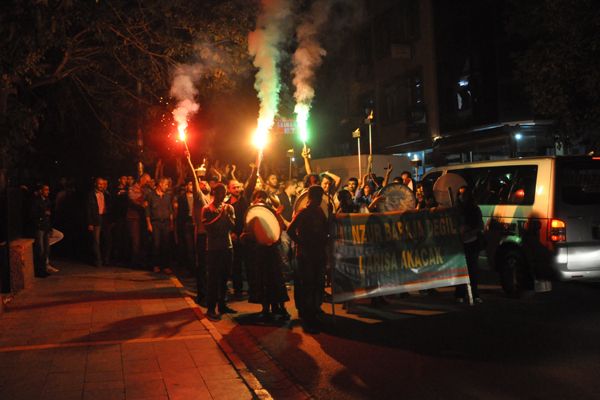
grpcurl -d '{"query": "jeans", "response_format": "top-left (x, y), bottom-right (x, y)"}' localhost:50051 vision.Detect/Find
top-left (196, 233), bottom-right (207, 301)
top-left (206, 248), bottom-right (233, 312)
top-left (91, 215), bottom-right (112, 266)
top-left (151, 220), bottom-right (171, 268)
top-left (231, 240), bottom-right (245, 294)
top-left (34, 229), bottom-right (50, 276)
top-left (294, 253), bottom-right (326, 322)
top-left (455, 240), bottom-right (480, 299)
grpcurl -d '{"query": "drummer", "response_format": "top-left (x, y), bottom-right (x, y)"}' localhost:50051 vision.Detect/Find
top-left (287, 185), bottom-right (329, 333)
top-left (241, 190), bottom-right (290, 321)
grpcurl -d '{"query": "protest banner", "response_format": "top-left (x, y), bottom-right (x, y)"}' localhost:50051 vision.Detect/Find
top-left (332, 207), bottom-right (469, 302)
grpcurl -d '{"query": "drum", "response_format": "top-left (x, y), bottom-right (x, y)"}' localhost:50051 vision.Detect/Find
top-left (245, 204), bottom-right (281, 246)
top-left (293, 189), bottom-right (330, 217)
top-left (374, 182), bottom-right (416, 212)
top-left (433, 172), bottom-right (468, 207)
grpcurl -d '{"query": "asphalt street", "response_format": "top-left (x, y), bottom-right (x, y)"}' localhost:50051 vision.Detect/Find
top-left (211, 272), bottom-right (600, 400)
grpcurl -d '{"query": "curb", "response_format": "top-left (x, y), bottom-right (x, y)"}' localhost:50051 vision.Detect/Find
top-left (170, 277), bottom-right (273, 400)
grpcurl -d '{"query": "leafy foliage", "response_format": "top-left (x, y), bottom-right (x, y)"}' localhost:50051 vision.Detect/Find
top-left (508, 0), bottom-right (600, 152)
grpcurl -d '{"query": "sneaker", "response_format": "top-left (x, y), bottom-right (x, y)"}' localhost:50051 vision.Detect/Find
top-left (162, 267), bottom-right (173, 275)
top-left (206, 311), bottom-right (221, 321)
top-left (46, 265), bottom-right (59, 273)
top-left (152, 266), bottom-right (161, 273)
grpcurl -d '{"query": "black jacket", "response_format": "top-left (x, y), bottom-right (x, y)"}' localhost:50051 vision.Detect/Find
top-left (86, 190), bottom-right (111, 226)
top-left (30, 194), bottom-right (52, 232)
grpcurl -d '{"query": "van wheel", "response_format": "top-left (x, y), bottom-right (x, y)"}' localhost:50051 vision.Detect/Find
top-left (499, 250), bottom-right (533, 295)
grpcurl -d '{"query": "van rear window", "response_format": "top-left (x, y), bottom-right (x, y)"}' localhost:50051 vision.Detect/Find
top-left (559, 160), bottom-right (600, 205)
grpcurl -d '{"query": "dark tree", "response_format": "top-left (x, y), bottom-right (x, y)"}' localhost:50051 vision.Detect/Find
top-left (508, 0), bottom-right (600, 153)
top-left (0, 0), bottom-right (256, 179)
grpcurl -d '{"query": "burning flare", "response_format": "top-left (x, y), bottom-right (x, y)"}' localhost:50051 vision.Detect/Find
top-left (295, 103), bottom-right (309, 144)
top-left (170, 65), bottom-right (203, 144)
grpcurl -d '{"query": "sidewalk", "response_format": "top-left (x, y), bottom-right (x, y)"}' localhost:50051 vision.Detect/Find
top-left (0, 260), bottom-right (261, 400)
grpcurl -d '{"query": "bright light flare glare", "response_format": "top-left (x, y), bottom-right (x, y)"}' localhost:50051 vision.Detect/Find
top-left (177, 124), bottom-right (187, 142)
top-left (252, 119), bottom-right (270, 150)
top-left (295, 104), bottom-right (309, 143)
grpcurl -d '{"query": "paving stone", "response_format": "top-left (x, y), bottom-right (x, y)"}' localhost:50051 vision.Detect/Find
top-left (205, 378), bottom-right (253, 400)
top-left (43, 371), bottom-right (85, 393)
top-left (197, 364), bottom-right (241, 381)
top-left (84, 388), bottom-right (126, 400)
top-left (87, 359), bottom-right (123, 373)
top-left (190, 349), bottom-right (231, 366)
top-left (123, 371), bottom-right (163, 384)
top-left (123, 358), bottom-right (161, 374)
top-left (40, 389), bottom-right (83, 400)
top-left (167, 385), bottom-right (212, 400)
top-left (124, 377), bottom-right (167, 398)
top-left (85, 380), bottom-right (125, 391)
top-left (85, 371), bottom-right (124, 383)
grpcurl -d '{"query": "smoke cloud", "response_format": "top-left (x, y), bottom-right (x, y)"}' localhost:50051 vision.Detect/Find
top-left (170, 64), bottom-right (204, 133)
top-left (248, 0), bottom-right (293, 146)
top-left (292, 0), bottom-right (332, 111)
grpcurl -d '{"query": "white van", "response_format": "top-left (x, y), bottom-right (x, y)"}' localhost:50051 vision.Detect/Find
top-left (422, 156), bottom-right (600, 293)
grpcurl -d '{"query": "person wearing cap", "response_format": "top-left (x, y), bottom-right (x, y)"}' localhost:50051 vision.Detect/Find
top-left (287, 185), bottom-right (329, 333)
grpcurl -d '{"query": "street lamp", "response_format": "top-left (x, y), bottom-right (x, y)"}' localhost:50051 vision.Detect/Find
top-left (286, 148), bottom-right (295, 181)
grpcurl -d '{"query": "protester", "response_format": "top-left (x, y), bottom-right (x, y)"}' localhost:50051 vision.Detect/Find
top-left (279, 180), bottom-right (296, 224)
top-left (86, 177), bottom-right (112, 267)
top-left (201, 183), bottom-right (237, 321)
top-left (227, 163), bottom-right (258, 299)
top-left (454, 185), bottom-right (484, 303)
top-left (31, 184), bottom-right (52, 278)
top-left (287, 185), bottom-right (329, 333)
top-left (345, 177), bottom-right (359, 196)
top-left (127, 173), bottom-right (151, 268)
top-left (112, 175), bottom-right (130, 264)
top-left (174, 180), bottom-right (198, 276)
top-left (401, 170), bottom-right (415, 191)
top-left (184, 152), bottom-right (210, 305)
top-left (145, 177), bottom-right (174, 274)
top-left (242, 190), bottom-right (290, 321)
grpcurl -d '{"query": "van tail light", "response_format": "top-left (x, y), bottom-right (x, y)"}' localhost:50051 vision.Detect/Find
top-left (548, 219), bottom-right (566, 242)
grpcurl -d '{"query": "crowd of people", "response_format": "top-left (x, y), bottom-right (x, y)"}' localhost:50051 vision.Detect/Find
top-left (27, 147), bottom-right (483, 332)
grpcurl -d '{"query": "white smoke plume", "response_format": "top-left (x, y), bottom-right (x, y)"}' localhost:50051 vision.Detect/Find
top-left (170, 64), bottom-right (205, 133)
top-left (248, 0), bottom-right (293, 144)
top-left (292, 0), bottom-right (333, 113)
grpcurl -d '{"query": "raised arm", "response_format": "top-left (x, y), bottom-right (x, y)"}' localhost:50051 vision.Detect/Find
top-left (243, 162), bottom-right (259, 203)
top-left (231, 164), bottom-right (239, 182)
top-left (301, 146), bottom-right (312, 175)
top-left (184, 151), bottom-right (208, 208)
top-left (382, 163), bottom-right (393, 187)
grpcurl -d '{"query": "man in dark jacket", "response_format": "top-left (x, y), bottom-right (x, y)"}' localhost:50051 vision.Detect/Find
top-left (287, 185), bottom-right (329, 333)
top-left (31, 184), bottom-right (52, 277)
top-left (86, 177), bottom-right (112, 267)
